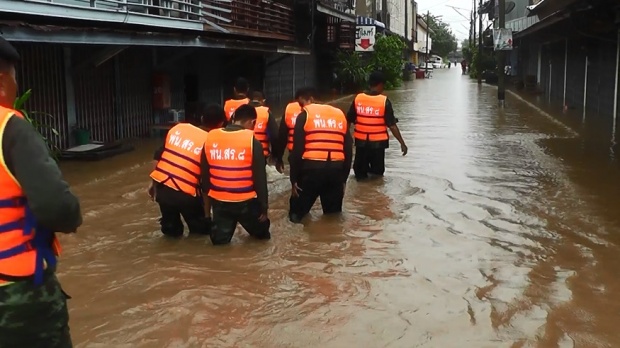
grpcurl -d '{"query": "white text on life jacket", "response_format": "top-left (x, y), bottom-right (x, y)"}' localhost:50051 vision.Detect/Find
top-left (168, 132), bottom-right (203, 155)
top-left (209, 148), bottom-right (246, 161)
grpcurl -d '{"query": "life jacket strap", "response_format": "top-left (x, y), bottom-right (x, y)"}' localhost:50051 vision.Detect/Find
top-left (0, 203), bottom-right (56, 285)
top-left (0, 197), bottom-right (26, 209)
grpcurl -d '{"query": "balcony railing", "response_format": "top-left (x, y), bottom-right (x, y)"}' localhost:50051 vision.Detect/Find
top-left (6, 0), bottom-right (298, 39)
top-left (7, 0), bottom-right (205, 30)
top-left (201, 0), bottom-right (295, 41)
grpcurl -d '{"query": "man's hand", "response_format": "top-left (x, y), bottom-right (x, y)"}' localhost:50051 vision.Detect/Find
top-left (276, 161), bottom-right (285, 174)
top-left (291, 182), bottom-right (302, 197)
top-left (147, 183), bottom-right (156, 201)
top-left (400, 143), bottom-right (408, 156)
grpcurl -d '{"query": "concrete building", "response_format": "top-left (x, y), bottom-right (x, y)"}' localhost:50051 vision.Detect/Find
top-left (354, 0), bottom-right (415, 55)
top-left (413, 14), bottom-right (432, 64)
top-left (0, 0), bottom-right (355, 150)
top-left (484, 0), bottom-right (620, 138)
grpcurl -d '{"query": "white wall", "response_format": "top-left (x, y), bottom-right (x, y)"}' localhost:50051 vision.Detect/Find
top-left (415, 25), bottom-right (431, 52)
top-left (408, 1), bottom-right (415, 41)
top-left (387, 0), bottom-right (407, 38)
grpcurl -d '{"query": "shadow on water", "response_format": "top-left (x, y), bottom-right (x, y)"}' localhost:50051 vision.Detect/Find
top-left (57, 68), bottom-right (620, 347)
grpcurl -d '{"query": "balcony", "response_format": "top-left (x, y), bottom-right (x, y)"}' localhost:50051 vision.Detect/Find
top-left (201, 0), bottom-right (295, 41)
top-left (1, 0), bottom-right (204, 31)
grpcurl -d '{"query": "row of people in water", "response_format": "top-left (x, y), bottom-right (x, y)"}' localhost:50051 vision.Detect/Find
top-left (148, 71), bottom-right (408, 245)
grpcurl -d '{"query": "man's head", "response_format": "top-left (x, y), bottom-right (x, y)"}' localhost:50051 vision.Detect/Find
top-left (295, 87), bottom-right (316, 107)
top-left (231, 104), bottom-right (257, 130)
top-left (233, 77), bottom-right (249, 97)
top-left (250, 91), bottom-right (266, 106)
top-left (201, 103), bottom-right (226, 130)
top-left (0, 37), bottom-right (19, 108)
top-left (368, 71), bottom-right (386, 93)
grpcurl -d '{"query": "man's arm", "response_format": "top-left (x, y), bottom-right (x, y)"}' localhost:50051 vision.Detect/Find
top-left (251, 138), bottom-right (268, 213)
top-left (3, 117), bottom-right (82, 233)
top-left (275, 115), bottom-right (289, 163)
top-left (200, 148), bottom-right (211, 194)
top-left (342, 122), bottom-right (353, 183)
top-left (290, 111), bottom-right (307, 185)
top-left (346, 101), bottom-right (357, 124)
top-left (200, 148), bottom-right (212, 217)
top-left (385, 98), bottom-right (407, 149)
top-left (266, 110), bottom-right (281, 160)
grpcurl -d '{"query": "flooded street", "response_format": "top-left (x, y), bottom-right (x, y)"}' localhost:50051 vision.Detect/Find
top-left (59, 69), bottom-right (620, 348)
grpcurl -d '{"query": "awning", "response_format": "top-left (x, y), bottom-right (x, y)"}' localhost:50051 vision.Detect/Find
top-left (526, 0), bottom-right (581, 17)
top-left (0, 23), bottom-right (312, 55)
top-left (356, 16), bottom-right (386, 29)
top-left (316, 2), bottom-right (356, 23)
top-left (513, 10), bottom-right (569, 38)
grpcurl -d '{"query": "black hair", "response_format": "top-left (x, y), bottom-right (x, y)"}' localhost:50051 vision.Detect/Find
top-left (251, 90), bottom-right (265, 101)
top-left (201, 103), bottom-right (226, 129)
top-left (233, 104), bottom-right (257, 122)
top-left (234, 77), bottom-right (250, 94)
top-left (368, 71), bottom-right (386, 87)
top-left (0, 36), bottom-right (19, 72)
top-left (294, 87), bottom-right (316, 100)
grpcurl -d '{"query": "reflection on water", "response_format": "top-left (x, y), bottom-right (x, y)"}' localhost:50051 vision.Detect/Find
top-left (57, 69), bottom-right (620, 347)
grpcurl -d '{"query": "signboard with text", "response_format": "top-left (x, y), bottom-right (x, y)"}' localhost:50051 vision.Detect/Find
top-left (493, 28), bottom-right (513, 51)
top-left (355, 25), bottom-right (376, 52)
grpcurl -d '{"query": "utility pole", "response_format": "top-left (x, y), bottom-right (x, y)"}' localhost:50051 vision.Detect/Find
top-left (472, 0), bottom-right (476, 46)
top-left (426, 11), bottom-right (430, 63)
top-left (477, 0), bottom-right (483, 84)
top-left (497, 0), bottom-right (506, 105)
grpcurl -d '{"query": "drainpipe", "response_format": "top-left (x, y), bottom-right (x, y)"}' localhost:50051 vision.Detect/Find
top-left (583, 55), bottom-right (588, 123)
top-left (563, 38), bottom-right (568, 108)
top-left (613, 28), bottom-right (620, 141)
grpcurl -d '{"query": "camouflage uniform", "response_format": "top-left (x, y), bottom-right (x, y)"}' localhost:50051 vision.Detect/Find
top-left (0, 271), bottom-right (72, 348)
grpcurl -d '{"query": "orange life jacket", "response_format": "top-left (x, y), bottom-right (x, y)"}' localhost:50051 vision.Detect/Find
top-left (284, 102), bottom-right (302, 152)
top-left (253, 106), bottom-right (271, 157)
top-left (302, 104), bottom-right (347, 161)
top-left (224, 98), bottom-right (250, 121)
top-left (150, 123), bottom-right (209, 197)
top-left (353, 93), bottom-right (389, 142)
top-left (0, 106), bottom-right (61, 286)
top-left (204, 128), bottom-right (257, 202)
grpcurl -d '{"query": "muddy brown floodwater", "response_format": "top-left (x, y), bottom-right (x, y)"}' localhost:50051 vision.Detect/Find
top-left (58, 69), bottom-right (620, 348)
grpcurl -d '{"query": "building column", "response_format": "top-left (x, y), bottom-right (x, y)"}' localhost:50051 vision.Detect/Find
top-left (583, 55), bottom-right (588, 123)
top-left (63, 46), bottom-right (77, 147)
top-left (563, 38), bottom-right (568, 107)
top-left (613, 29), bottom-right (620, 139)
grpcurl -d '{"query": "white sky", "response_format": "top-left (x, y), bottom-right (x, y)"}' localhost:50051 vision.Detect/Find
top-left (416, 0), bottom-right (476, 43)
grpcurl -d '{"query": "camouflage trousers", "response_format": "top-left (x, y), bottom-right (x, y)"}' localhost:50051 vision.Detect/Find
top-left (0, 272), bottom-right (72, 348)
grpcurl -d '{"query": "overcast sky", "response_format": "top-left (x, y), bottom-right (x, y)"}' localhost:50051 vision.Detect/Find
top-left (416, 0), bottom-right (476, 43)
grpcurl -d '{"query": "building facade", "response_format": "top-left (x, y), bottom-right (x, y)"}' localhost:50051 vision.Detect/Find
top-left (0, 0), bottom-right (354, 149)
top-left (413, 14), bottom-right (432, 64)
top-left (485, 0), bottom-right (620, 140)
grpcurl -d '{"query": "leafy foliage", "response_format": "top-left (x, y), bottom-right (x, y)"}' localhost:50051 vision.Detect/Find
top-left (462, 40), bottom-right (496, 79)
top-left (427, 16), bottom-right (458, 58)
top-left (369, 35), bottom-right (406, 89)
top-left (333, 50), bottom-right (371, 92)
top-left (334, 34), bottom-right (406, 91)
top-left (13, 89), bottom-right (61, 159)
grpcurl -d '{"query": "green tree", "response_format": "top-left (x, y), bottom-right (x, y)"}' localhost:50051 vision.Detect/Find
top-left (369, 34), bottom-right (406, 89)
top-left (334, 34), bottom-right (406, 91)
top-left (427, 15), bottom-right (458, 58)
top-left (333, 50), bottom-right (371, 92)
